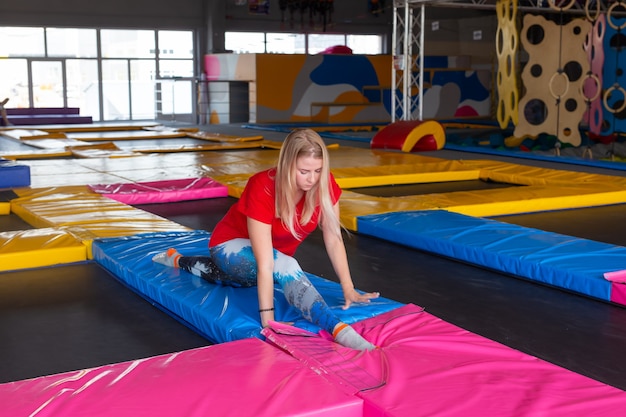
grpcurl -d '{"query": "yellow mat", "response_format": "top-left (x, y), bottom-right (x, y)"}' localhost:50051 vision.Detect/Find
top-left (0, 228), bottom-right (87, 272)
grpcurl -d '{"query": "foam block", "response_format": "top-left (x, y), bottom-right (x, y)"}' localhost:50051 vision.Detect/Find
top-left (0, 159), bottom-right (30, 188)
top-left (88, 177), bottom-right (228, 205)
top-left (0, 228), bottom-right (87, 272)
top-left (92, 230), bottom-right (402, 343)
top-left (0, 339), bottom-right (362, 417)
top-left (263, 304), bottom-right (626, 416)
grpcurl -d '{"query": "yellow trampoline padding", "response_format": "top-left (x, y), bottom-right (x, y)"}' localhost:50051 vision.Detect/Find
top-left (66, 130), bottom-right (187, 141)
top-left (0, 228), bottom-right (87, 272)
top-left (11, 187), bottom-right (191, 238)
top-left (0, 202), bottom-right (9, 215)
top-left (187, 131), bottom-right (264, 142)
top-left (333, 161), bottom-right (480, 189)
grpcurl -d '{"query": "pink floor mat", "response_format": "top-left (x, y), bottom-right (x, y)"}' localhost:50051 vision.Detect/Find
top-left (0, 338), bottom-right (362, 417)
top-left (263, 304), bottom-right (626, 417)
top-left (88, 177), bottom-right (228, 204)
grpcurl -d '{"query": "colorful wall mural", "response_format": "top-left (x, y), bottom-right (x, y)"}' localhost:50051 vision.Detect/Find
top-left (203, 53), bottom-right (492, 124)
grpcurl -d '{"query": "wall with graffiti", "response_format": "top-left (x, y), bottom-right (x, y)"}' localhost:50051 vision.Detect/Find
top-left (203, 53), bottom-right (491, 124)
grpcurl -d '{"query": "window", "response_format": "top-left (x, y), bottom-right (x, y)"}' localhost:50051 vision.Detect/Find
top-left (0, 26), bottom-right (195, 122)
top-left (225, 31), bottom-right (383, 55)
top-left (0, 27), bottom-right (45, 57)
top-left (225, 32), bottom-right (266, 53)
top-left (47, 28), bottom-right (98, 58)
top-left (266, 33), bottom-right (306, 54)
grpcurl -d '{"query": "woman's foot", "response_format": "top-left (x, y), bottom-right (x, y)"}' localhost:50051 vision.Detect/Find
top-left (152, 248), bottom-right (181, 267)
top-left (333, 322), bottom-right (376, 351)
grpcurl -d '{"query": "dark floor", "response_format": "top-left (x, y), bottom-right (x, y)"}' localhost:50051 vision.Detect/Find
top-left (2, 124), bottom-right (626, 391)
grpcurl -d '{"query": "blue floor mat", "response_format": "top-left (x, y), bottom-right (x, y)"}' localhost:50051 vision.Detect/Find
top-left (357, 210), bottom-right (626, 303)
top-left (92, 230), bottom-right (402, 343)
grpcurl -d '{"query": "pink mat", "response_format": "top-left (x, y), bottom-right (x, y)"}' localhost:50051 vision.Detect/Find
top-left (88, 177), bottom-right (228, 204)
top-left (0, 339), bottom-right (362, 417)
top-left (263, 304), bottom-right (626, 417)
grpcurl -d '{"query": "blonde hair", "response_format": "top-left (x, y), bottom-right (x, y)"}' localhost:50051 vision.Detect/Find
top-left (275, 129), bottom-right (340, 240)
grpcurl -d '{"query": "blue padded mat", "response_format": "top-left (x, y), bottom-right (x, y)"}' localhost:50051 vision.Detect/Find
top-left (92, 230), bottom-right (402, 344)
top-left (356, 210), bottom-right (626, 303)
top-left (0, 159), bottom-right (30, 188)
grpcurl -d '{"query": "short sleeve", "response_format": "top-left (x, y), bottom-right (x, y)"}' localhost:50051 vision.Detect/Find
top-left (238, 171), bottom-right (275, 224)
top-left (330, 173), bottom-right (342, 205)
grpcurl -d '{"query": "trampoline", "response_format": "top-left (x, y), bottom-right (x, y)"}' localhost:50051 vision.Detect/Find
top-left (3, 124), bottom-right (626, 415)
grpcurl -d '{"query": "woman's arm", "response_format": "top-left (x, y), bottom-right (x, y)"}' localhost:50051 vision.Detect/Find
top-left (321, 203), bottom-right (379, 309)
top-left (247, 216), bottom-right (275, 327)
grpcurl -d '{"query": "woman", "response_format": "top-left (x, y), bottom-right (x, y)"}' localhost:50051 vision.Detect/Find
top-left (153, 129), bottom-right (379, 350)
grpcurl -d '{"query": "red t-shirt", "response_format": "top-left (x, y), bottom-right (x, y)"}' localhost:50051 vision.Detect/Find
top-left (209, 168), bottom-right (342, 256)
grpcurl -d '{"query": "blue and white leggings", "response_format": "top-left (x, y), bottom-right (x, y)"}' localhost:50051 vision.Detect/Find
top-left (177, 238), bottom-right (341, 333)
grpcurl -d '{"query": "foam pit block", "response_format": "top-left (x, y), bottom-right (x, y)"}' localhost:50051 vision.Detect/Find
top-left (0, 159), bottom-right (30, 188)
top-left (0, 228), bottom-right (87, 272)
top-left (0, 338), bottom-right (363, 417)
top-left (87, 177), bottom-right (228, 205)
top-left (92, 230), bottom-right (402, 343)
top-left (357, 210), bottom-right (621, 303)
top-left (263, 304), bottom-right (626, 417)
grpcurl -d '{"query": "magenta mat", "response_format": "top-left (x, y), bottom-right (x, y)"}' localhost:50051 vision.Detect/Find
top-left (88, 177), bottom-right (228, 205)
top-left (0, 338), bottom-right (362, 417)
top-left (264, 304), bottom-right (626, 416)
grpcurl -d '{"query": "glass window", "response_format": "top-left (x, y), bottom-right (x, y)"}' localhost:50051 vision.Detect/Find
top-left (66, 59), bottom-right (100, 121)
top-left (159, 59), bottom-right (194, 78)
top-left (0, 59), bottom-right (29, 107)
top-left (102, 59), bottom-right (130, 120)
top-left (266, 33), bottom-right (305, 54)
top-left (47, 28), bottom-right (98, 58)
top-left (307, 34), bottom-right (346, 54)
top-left (130, 60), bottom-right (156, 119)
top-left (0, 27), bottom-right (45, 57)
top-left (32, 61), bottom-right (64, 107)
top-left (225, 32), bottom-right (266, 53)
top-left (347, 35), bottom-right (382, 55)
top-left (158, 31), bottom-right (193, 59)
top-left (101, 29), bottom-right (155, 58)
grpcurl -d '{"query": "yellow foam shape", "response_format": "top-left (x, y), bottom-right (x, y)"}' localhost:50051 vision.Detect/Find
top-left (0, 202), bottom-right (9, 215)
top-left (333, 161), bottom-right (480, 188)
top-left (0, 228), bottom-right (87, 272)
top-left (401, 120), bottom-right (446, 152)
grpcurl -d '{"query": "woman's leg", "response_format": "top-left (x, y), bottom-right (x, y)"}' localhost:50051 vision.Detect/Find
top-left (211, 239), bottom-right (375, 350)
top-left (152, 247), bottom-right (255, 287)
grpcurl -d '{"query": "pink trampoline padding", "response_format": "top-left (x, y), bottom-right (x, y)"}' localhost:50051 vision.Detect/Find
top-left (264, 304), bottom-right (626, 417)
top-left (0, 339), bottom-right (362, 417)
top-left (88, 177), bottom-right (228, 205)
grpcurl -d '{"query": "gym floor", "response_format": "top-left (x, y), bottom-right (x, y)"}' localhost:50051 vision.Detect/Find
top-left (2, 124), bottom-right (626, 391)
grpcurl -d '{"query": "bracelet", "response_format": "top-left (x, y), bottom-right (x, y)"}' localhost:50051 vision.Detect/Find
top-left (259, 307), bottom-right (274, 313)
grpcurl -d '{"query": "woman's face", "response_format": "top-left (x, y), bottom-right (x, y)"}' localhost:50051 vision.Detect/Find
top-left (294, 155), bottom-right (323, 192)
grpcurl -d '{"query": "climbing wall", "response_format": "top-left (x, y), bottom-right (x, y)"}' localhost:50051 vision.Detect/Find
top-left (602, 8), bottom-right (626, 135)
top-left (495, 0), bottom-right (519, 129)
top-left (514, 14), bottom-right (591, 146)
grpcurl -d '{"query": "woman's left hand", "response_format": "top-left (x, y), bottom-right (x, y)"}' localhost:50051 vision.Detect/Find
top-left (342, 288), bottom-right (380, 310)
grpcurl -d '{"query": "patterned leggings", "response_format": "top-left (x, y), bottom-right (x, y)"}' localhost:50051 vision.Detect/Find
top-left (177, 238), bottom-right (341, 333)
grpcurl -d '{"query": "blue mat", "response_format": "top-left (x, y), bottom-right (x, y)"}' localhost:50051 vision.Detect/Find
top-left (356, 210), bottom-right (626, 303)
top-left (0, 159), bottom-right (30, 188)
top-left (92, 230), bottom-right (402, 343)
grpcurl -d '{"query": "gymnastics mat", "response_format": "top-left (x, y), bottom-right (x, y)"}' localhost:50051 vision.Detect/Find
top-left (263, 304), bottom-right (626, 416)
top-left (0, 228), bottom-right (87, 272)
top-left (92, 230), bottom-right (402, 344)
top-left (88, 177), bottom-right (228, 205)
top-left (0, 159), bottom-right (30, 188)
top-left (356, 210), bottom-right (624, 304)
top-left (0, 338), bottom-right (362, 417)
